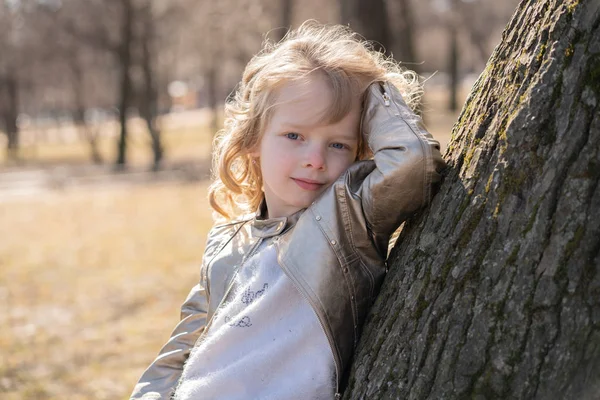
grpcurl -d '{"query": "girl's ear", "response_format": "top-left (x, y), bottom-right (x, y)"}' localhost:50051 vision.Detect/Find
top-left (247, 138), bottom-right (262, 158)
top-left (247, 148), bottom-right (260, 158)
top-left (246, 130), bottom-right (263, 158)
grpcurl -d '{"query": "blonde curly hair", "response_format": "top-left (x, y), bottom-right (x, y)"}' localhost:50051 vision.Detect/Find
top-left (208, 20), bottom-right (422, 220)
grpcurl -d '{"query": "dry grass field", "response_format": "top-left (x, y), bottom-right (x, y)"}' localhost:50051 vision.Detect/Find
top-left (0, 87), bottom-right (463, 399)
top-left (0, 183), bottom-right (215, 399)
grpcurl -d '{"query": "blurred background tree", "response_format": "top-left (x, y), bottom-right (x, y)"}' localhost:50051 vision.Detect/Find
top-left (0, 0), bottom-right (518, 170)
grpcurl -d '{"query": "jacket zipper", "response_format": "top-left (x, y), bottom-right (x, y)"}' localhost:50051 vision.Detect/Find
top-left (275, 242), bottom-right (342, 398)
top-left (382, 90), bottom-right (391, 106)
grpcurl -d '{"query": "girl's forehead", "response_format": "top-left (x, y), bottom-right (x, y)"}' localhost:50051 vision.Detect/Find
top-left (278, 75), bottom-right (332, 104)
top-left (271, 74), bottom-right (360, 126)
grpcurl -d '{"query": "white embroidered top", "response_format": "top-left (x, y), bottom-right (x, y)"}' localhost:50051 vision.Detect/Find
top-left (173, 239), bottom-right (336, 400)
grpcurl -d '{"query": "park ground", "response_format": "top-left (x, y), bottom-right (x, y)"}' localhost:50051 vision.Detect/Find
top-left (0, 86), bottom-right (463, 399)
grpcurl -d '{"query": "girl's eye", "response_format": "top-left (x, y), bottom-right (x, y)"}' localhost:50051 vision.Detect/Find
top-left (331, 143), bottom-right (347, 150)
top-left (285, 133), bottom-right (299, 140)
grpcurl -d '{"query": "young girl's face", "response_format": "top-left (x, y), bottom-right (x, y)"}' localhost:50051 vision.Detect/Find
top-left (252, 73), bottom-right (361, 218)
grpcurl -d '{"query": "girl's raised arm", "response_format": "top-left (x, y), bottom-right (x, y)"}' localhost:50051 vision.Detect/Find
top-left (357, 81), bottom-right (445, 254)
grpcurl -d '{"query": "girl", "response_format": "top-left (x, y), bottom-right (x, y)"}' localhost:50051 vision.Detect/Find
top-left (131, 21), bottom-right (444, 400)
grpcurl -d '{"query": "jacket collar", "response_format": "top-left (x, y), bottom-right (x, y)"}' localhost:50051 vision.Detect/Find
top-left (251, 200), bottom-right (304, 238)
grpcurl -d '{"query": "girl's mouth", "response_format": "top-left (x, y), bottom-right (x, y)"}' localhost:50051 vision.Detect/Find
top-left (292, 178), bottom-right (325, 191)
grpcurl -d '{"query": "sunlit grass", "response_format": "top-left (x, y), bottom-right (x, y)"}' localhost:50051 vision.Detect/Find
top-left (0, 182), bottom-right (215, 399)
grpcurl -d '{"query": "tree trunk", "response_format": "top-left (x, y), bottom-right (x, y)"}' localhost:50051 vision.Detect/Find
top-left (139, 0), bottom-right (163, 171)
top-left (447, 21), bottom-right (459, 112)
top-left (276, 0), bottom-right (293, 41)
top-left (116, 0), bottom-right (134, 168)
top-left (69, 54), bottom-right (103, 164)
top-left (390, 0), bottom-right (418, 70)
top-left (3, 72), bottom-right (19, 161)
top-left (447, 0), bottom-right (460, 112)
top-left (345, 1), bottom-right (600, 399)
top-left (340, 0), bottom-right (392, 55)
top-left (206, 64), bottom-right (219, 137)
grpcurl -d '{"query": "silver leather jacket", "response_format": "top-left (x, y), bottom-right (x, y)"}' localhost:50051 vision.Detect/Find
top-left (131, 82), bottom-right (445, 399)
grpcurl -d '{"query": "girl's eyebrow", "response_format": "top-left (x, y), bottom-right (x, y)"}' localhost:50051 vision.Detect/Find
top-left (280, 122), bottom-right (307, 130)
top-left (332, 133), bottom-right (359, 142)
top-left (277, 120), bottom-right (358, 141)
top-left (280, 124), bottom-right (358, 141)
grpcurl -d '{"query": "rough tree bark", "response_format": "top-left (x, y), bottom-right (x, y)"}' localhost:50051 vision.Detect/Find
top-left (346, 1), bottom-right (600, 399)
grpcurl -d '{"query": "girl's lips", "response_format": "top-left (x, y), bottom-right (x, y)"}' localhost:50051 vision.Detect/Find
top-left (292, 178), bottom-right (324, 191)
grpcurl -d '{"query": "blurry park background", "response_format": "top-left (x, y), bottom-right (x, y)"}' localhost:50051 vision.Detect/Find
top-left (0, 0), bottom-right (519, 398)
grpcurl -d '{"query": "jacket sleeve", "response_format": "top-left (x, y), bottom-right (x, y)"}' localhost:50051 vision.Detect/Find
top-left (130, 267), bottom-right (210, 399)
top-left (358, 81), bottom-right (446, 253)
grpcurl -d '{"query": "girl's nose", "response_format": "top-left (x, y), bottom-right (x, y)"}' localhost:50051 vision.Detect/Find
top-left (302, 145), bottom-right (326, 170)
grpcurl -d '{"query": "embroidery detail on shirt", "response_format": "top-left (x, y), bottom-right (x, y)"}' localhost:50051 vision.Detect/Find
top-left (225, 315), bottom-right (252, 328)
top-left (241, 283), bottom-right (268, 304)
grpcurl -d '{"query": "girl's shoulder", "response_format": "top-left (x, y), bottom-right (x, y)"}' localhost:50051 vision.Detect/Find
top-left (211, 212), bottom-right (254, 231)
top-left (206, 214), bottom-right (255, 250)
top-left (203, 213), bottom-right (254, 258)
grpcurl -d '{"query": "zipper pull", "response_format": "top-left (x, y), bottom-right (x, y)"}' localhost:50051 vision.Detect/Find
top-left (382, 91), bottom-right (391, 106)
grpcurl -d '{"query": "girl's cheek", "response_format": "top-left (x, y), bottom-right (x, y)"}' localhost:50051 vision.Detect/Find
top-left (330, 154), bottom-right (352, 169)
